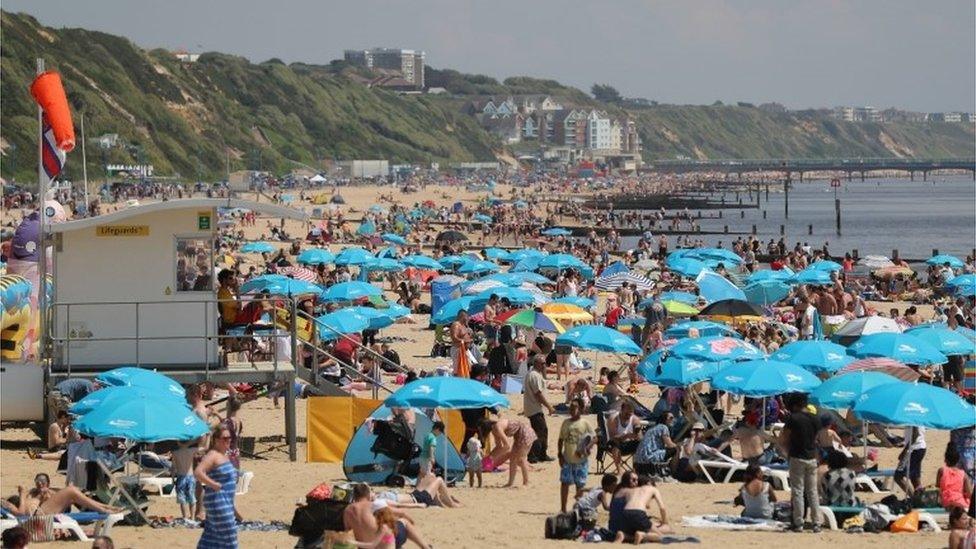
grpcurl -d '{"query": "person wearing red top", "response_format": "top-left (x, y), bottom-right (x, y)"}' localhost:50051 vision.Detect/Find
top-left (770, 258), bottom-right (785, 271)
top-left (605, 303), bottom-right (624, 329)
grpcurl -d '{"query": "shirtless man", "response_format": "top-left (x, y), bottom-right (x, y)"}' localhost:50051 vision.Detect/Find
top-left (343, 484), bottom-right (431, 549)
top-left (609, 472), bottom-right (671, 544)
top-left (734, 417), bottom-right (778, 465)
top-left (10, 473), bottom-right (121, 516)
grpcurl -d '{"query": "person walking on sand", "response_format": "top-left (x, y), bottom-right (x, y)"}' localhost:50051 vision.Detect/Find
top-left (779, 393), bottom-right (821, 533)
top-left (558, 399), bottom-right (595, 512)
top-left (195, 426), bottom-right (239, 548)
top-left (524, 355), bottom-right (555, 463)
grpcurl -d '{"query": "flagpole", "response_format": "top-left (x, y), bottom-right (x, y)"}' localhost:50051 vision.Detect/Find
top-left (36, 57), bottom-right (49, 364)
top-left (81, 113), bottom-right (89, 216)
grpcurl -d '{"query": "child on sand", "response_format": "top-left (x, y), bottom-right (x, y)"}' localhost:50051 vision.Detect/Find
top-left (948, 507), bottom-right (974, 549)
top-left (171, 437), bottom-right (198, 522)
top-left (420, 421), bottom-right (443, 480)
top-left (466, 433), bottom-right (483, 488)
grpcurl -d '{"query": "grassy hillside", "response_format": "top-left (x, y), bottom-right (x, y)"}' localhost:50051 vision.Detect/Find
top-left (1, 11), bottom-right (972, 184)
top-left (633, 105), bottom-right (975, 160)
top-left (0, 11), bottom-right (499, 183)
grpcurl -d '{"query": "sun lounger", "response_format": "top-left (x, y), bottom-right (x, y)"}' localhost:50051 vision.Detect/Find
top-left (0, 510), bottom-right (125, 542)
top-left (695, 454), bottom-right (790, 490)
top-left (818, 506), bottom-right (941, 532)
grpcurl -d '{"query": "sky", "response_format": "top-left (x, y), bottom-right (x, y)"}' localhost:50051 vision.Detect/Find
top-left (5, 0), bottom-right (975, 112)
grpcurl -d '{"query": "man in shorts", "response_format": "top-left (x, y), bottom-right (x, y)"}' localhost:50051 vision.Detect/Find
top-left (558, 399), bottom-right (595, 512)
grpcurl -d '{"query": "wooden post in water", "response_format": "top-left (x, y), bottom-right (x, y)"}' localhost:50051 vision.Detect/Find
top-left (808, 224), bottom-right (813, 235)
top-left (932, 249), bottom-right (939, 257)
top-left (835, 198), bottom-right (842, 236)
top-left (784, 172), bottom-right (790, 219)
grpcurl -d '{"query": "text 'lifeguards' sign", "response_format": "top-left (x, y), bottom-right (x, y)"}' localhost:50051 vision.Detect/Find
top-left (96, 225), bottom-right (149, 237)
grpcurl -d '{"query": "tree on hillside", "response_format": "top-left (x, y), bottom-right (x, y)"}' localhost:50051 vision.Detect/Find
top-left (591, 83), bottom-right (622, 103)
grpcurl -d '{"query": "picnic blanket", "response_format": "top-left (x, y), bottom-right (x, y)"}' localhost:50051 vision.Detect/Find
top-left (682, 515), bottom-right (786, 531)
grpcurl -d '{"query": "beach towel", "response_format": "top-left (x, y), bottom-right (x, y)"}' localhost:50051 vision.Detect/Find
top-left (681, 515), bottom-right (786, 531)
top-left (455, 346), bottom-right (472, 379)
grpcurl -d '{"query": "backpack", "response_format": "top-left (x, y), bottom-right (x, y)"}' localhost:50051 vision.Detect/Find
top-left (544, 511), bottom-right (579, 540)
top-left (289, 499), bottom-right (347, 541)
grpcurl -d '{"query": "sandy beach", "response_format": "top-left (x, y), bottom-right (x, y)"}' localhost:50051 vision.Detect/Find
top-left (0, 182), bottom-right (961, 548)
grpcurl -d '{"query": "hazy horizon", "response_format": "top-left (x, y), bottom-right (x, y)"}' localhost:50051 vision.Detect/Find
top-left (4, 1), bottom-right (975, 112)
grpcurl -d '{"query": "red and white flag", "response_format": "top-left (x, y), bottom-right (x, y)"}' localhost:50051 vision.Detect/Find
top-left (41, 114), bottom-right (67, 181)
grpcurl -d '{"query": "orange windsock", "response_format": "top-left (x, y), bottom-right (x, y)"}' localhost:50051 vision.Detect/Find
top-left (29, 71), bottom-right (75, 152)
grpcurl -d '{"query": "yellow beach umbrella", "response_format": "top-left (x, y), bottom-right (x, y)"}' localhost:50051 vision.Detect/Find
top-left (541, 302), bottom-right (594, 323)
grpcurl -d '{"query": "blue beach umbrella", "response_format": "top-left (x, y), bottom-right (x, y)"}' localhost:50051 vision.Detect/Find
top-left (71, 385), bottom-right (188, 417)
top-left (241, 274), bottom-right (323, 296)
top-left (946, 274), bottom-right (976, 291)
top-left (552, 296), bottom-right (596, 309)
top-left (382, 302), bottom-right (411, 320)
top-left (669, 336), bottom-right (764, 362)
top-left (772, 340), bottom-right (854, 374)
top-left (368, 205), bottom-right (388, 214)
top-left (539, 253), bottom-right (587, 271)
top-left (692, 248), bottom-right (743, 266)
top-left (809, 260), bottom-right (843, 272)
top-left (711, 359), bottom-right (821, 397)
top-left (902, 326), bottom-right (975, 356)
top-left (926, 254), bottom-right (965, 268)
top-left (401, 255), bottom-right (444, 270)
top-left (74, 389), bottom-right (208, 442)
top-left (601, 261), bottom-right (630, 277)
top-left (853, 382), bottom-right (976, 429)
top-left (432, 296), bottom-right (478, 325)
top-left (376, 247), bottom-right (399, 259)
top-left (511, 272), bottom-right (554, 285)
top-left (542, 227), bottom-right (573, 237)
top-left (475, 273), bottom-right (522, 287)
top-left (555, 325), bottom-right (643, 354)
top-left (809, 371), bottom-right (901, 409)
top-left (696, 270), bottom-right (747, 303)
top-left (239, 242), bottom-right (275, 254)
top-left (334, 247), bottom-right (376, 266)
top-left (790, 268), bottom-right (835, 286)
top-left (363, 258), bottom-right (404, 272)
top-left (743, 279), bottom-right (792, 306)
top-left (438, 255), bottom-right (470, 268)
top-left (664, 320), bottom-right (737, 340)
top-left (355, 221), bottom-right (377, 236)
top-left (297, 248), bottom-right (335, 266)
top-left (954, 282), bottom-right (976, 298)
top-left (337, 306), bottom-right (398, 330)
top-left (666, 256), bottom-right (709, 278)
top-left (315, 310), bottom-right (371, 340)
top-left (512, 256), bottom-right (544, 272)
top-left (386, 377), bottom-right (509, 409)
top-left (381, 233), bottom-right (407, 246)
top-left (747, 268), bottom-right (795, 283)
top-left (507, 249), bottom-right (546, 263)
top-left (321, 281), bottom-right (382, 302)
top-left (457, 260), bottom-right (500, 275)
top-left (472, 286), bottom-right (537, 308)
top-left (637, 350), bottom-right (719, 387)
top-left (847, 333), bottom-right (948, 365)
top-left (473, 214), bottom-right (493, 224)
top-left (95, 367), bottom-right (187, 397)
top-left (482, 248), bottom-right (510, 261)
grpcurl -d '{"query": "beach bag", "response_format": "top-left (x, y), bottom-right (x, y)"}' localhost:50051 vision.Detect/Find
top-left (544, 511), bottom-right (579, 539)
top-left (289, 500), bottom-right (347, 540)
top-left (862, 503), bottom-right (895, 532)
top-left (24, 514), bottom-right (54, 542)
top-left (890, 511), bottom-right (919, 533)
top-left (306, 483), bottom-right (332, 502)
top-left (910, 486), bottom-right (941, 509)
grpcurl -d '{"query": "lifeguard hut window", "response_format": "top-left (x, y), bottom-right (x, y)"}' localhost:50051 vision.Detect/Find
top-left (175, 236), bottom-right (214, 292)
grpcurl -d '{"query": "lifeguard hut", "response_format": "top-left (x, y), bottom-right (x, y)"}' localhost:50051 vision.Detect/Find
top-left (45, 198), bottom-right (307, 459)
